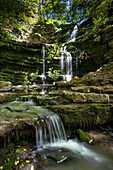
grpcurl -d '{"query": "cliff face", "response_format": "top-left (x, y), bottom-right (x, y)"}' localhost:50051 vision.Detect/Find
top-left (0, 18), bottom-right (113, 84)
top-left (74, 18), bottom-right (113, 76)
top-left (0, 41), bottom-right (42, 85)
top-left (65, 17), bottom-right (113, 77)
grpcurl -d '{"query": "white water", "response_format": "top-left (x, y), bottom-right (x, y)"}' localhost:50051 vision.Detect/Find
top-left (60, 46), bottom-right (73, 82)
top-left (40, 45), bottom-right (46, 85)
top-left (60, 25), bottom-right (78, 82)
top-left (40, 45), bottom-right (47, 94)
top-left (35, 111), bottom-right (110, 168)
top-left (34, 109), bottom-right (113, 170)
top-left (45, 139), bottom-right (106, 162)
top-left (68, 25), bottom-right (78, 43)
top-left (40, 139), bottom-right (113, 170)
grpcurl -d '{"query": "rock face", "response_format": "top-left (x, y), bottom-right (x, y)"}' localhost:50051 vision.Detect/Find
top-left (65, 62), bottom-right (113, 87)
top-left (0, 81), bottom-right (19, 103)
top-left (46, 63), bottom-right (113, 133)
top-left (0, 42), bottom-right (42, 85)
top-left (0, 120), bottom-right (35, 147)
top-left (74, 19), bottom-right (113, 76)
top-left (0, 101), bottom-right (37, 147)
top-left (63, 91), bottom-right (110, 103)
top-left (0, 63), bottom-right (113, 147)
top-left (0, 100), bottom-right (57, 147)
top-left (48, 104), bottom-right (113, 131)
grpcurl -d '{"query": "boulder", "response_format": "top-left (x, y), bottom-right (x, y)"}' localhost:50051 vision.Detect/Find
top-left (0, 93), bottom-right (19, 103)
top-left (0, 81), bottom-right (13, 92)
top-left (76, 129), bottom-right (92, 143)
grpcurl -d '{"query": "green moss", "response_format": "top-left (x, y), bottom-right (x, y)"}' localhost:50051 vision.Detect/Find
top-left (76, 129), bottom-right (92, 143)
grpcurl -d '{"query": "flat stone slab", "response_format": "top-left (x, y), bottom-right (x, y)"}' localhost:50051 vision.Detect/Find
top-left (63, 91), bottom-right (110, 103)
top-left (71, 85), bottom-right (113, 94)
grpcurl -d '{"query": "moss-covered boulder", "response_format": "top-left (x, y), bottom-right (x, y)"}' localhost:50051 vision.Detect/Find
top-left (0, 81), bottom-right (13, 92)
top-left (0, 93), bottom-right (19, 103)
top-left (76, 129), bottom-right (92, 143)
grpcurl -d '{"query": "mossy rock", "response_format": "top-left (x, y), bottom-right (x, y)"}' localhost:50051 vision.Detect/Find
top-left (0, 81), bottom-right (13, 92)
top-left (76, 129), bottom-right (92, 143)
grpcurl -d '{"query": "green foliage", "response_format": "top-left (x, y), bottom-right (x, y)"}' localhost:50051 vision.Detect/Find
top-left (0, 142), bottom-right (29, 169)
top-left (0, 0), bottom-right (112, 44)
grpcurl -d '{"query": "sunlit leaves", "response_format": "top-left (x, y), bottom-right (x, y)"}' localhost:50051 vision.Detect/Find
top-left (15, 149), bottom-right (21, 153)
top-left (26, 160), bottom-right (30, 163)
top-left (15, 160), bottom-right (19, 166)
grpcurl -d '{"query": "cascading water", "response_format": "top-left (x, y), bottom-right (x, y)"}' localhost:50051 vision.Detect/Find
top-left (68, 25), bottom-right (78, 43)
top-left (40, 45), bottom-right (46, 95)
top-left (2, 100), bottom-right (113, 169)
top-left (41, 45), bottom-right (46, 84)
top-left (60, 25), bottom-right (78, 82)
top-left (34, 111), bottom-right (113, 170)
top-left (35, 114), bottom-right (67, 149)
top-left (60, 46), bottom-right (73, 82)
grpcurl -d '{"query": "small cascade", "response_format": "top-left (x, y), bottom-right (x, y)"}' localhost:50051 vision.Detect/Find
top-left (41, 45), bottom-right (46, 85)
top-left (60, 25), bottom-right (78, 82)
top-left (35, 114), bottom-right (67, 149)
top-left (68, 25), bottom-right (78, 43)
top-left (60, 46), bottom-right (73, 82)
top-left (40, 45), bottom-right (46, 95)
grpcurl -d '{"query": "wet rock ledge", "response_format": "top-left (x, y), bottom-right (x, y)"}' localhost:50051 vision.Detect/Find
top-left (0, 62), bottom-right (113, 146)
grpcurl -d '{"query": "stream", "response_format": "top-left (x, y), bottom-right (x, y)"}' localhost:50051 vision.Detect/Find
top-left (23, 137), bottom-right (113, 170)
top-left (0, 88), bottom-right (113, 170)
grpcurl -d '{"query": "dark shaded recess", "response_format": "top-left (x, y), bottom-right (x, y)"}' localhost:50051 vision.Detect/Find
top-left (0, 122), bottom-right (35, 148)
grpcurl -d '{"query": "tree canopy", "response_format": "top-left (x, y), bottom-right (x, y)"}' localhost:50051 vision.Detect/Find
top-left (0, 0), bottom-right (112, 42)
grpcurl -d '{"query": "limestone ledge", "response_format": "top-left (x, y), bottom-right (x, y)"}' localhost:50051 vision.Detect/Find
top-left (48, 104), bottom-right (113, 132)
top-left (63, 91), bottom-right (110, 103)
top-left (71, 85), bottom-right (113, 94)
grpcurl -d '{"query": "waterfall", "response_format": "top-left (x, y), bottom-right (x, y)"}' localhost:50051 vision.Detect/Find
top-left (60, 25), bottom-right (78, 82)
top-left (35, 114), bottom-right (67, 149)
top-left (41, 45), bottom-right (46, 85)
top-left (68, 25), bottom-right (78, 43)
top-left (40, 45), bottom-right (46, 95)
top-left (60, 46), bottom-right (73, 82)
